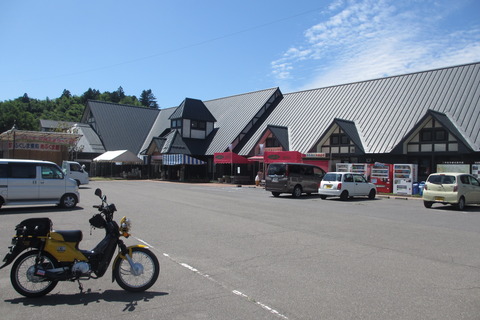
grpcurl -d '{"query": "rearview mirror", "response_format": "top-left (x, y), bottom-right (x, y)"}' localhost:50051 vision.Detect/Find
top-left (94, 188), bottom-right (102, 198)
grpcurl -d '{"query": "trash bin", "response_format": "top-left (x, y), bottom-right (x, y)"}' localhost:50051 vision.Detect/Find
top-left (418, 181), bottom-right (425, 196)
top-left (413, 183), bottom-right (419, 195)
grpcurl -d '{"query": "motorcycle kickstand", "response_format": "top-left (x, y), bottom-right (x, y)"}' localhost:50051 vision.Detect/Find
top-left (77, 279), bottom-right (84, 293)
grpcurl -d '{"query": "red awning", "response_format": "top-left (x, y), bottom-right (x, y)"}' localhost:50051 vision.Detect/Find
top-left (263, 151), bottom-right (304, 163)
top-left (248, 155), bottom-right (264, 162)
top-left (214, 152), bottom-right (249, 164)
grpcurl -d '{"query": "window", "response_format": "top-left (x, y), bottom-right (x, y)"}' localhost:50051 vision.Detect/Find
top-left (0, 164), bottom-right (7, 178)
top-left (330, 133), bottom-right (350, 145)
top-left (70, 163), bottom-right (82, 172)
top-left (41, 165), bottom-right (63, 179)
top-left (266, 137), bottom-right (280, 148)
top-left (10, 164), bottom-right (36, 178)
top-left (420, 128), bottom-right (447, 142)
top-left (354, 174), bottom-right (366, 183)
top-left (469, 176), bottom-right (480, 187)
top-left (191, 120), bottom-right (206, 130)
top-left (171, 119), bottom-right (182, 128)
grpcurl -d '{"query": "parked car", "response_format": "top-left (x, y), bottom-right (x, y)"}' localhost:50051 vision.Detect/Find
top-left (62, 160), bottom-right (89, 186)
top-left (0, 159), bottom-right (79, 209)
top-left (265, 163), bottom-right (326, 198)
top-left (422, 172), bottom-right (480, 210)
top-left (318, 172), bottom-right (376, 200)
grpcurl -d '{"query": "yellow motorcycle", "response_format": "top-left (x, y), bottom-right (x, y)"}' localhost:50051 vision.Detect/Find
top-left (0, 188), bottom-right (159, 297)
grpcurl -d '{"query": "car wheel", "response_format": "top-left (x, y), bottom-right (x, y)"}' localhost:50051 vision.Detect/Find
top-left (320, 195), bottom-right (327, 200)
top-left (456, 197), bottom-right (466, 211)
top-left (272, 192), bottom-right (280, 197)
top-left (368, 189), bottom-right (376, 200)
top-left (423, 201), bottom-right (433, 208)
top-left (292, 185), bottom-right (302, 198)
top-left (60, 194), bottom-right (78, 208)
top-left (340, 190), bottom-right (349, 201)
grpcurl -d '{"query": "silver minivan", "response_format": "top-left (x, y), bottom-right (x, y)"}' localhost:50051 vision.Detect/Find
top-left (265, 163), bottom-right (326, 198)
top-left (0, 159), bottom-right (80, 209)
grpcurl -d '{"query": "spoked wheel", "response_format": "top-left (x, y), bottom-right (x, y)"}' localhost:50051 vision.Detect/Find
top-left (11, 250), bottom-right (59, 298)
top-left (114, 247), bottom-right (159, 292)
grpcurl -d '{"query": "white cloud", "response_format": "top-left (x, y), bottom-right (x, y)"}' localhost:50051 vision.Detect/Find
top-left (271, 0), bottom-right (480, 91)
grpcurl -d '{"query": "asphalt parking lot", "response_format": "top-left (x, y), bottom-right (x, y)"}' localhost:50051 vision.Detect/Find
top-left (0, 180), bottom-right (479, 320)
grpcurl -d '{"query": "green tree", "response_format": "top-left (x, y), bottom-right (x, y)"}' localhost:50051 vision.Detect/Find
top-left (140, 89), bottom-right (158, 109)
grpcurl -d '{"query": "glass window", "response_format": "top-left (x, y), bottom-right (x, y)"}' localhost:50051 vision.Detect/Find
top-left (0, 164), bottom-right (7, 178)
top-left (420, 130), bottom-right (432, 141)
top-left (314, 167), bottom-right (325, 179)
top-left (354, 174), bottom-right (366, 183)
top-left (191, 120), bottom-right (206, 130)
top-left (434, 129), bottom-right (447, 141)
top-left (469, 176), bottom-right (480, 187)
top-left (41, 165), bottom-right (63, 179)
top-left (304, 166), bottom-right (313, 176)
top-left (10, 164), bottom-right (36, 178)
top-left (344, 174), bottom-right (354, 182)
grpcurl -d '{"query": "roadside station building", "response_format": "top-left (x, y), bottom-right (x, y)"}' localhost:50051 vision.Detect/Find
top-left (67, 62), bottom-right (480, 183)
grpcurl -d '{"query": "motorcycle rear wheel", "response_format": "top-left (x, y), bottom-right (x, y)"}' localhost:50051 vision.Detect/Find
top-left (113, 247), bottom-right (159, 292)
top-left (11, 250), bottom-right (59, 298)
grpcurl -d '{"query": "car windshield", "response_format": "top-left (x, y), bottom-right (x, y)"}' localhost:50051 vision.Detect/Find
top-left (427, 174), bottom-right (456, 184)
top-left (324, 173), bottom-right (342, 181)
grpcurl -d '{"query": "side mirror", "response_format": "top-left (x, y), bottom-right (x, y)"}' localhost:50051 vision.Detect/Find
top-left (94, 188), bottom-right (102, 198)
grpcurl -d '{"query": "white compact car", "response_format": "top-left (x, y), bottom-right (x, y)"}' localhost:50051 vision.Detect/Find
top-left (318, 172), bottom-right (377, 200)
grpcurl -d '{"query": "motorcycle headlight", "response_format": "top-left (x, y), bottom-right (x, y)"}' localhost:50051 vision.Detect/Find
top-left (119, 216), bottom-right (132, 234)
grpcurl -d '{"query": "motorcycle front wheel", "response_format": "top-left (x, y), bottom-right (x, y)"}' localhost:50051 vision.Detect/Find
top-left (113, 247), bottom-right (159, 292)
top-left (11, 250), bottom-right (59, 298)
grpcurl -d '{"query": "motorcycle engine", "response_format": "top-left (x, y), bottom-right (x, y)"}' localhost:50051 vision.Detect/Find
top-left (72, 262), bottom-right (91, 275)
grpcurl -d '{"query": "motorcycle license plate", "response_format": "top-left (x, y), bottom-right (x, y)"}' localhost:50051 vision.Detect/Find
top-left (435, 196), bottom-right (445, 201)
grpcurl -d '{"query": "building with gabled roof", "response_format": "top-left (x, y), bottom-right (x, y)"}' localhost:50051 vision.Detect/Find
top-left (81, 100), bottom-right (159, 155)
top-left (76, 62), bottom-right (479, 182)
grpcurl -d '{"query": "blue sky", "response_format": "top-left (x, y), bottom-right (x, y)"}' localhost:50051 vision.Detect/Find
top-left (1, 0), bottom-right (479, 108)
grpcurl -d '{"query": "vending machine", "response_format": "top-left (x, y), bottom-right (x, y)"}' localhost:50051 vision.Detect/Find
top-left (336, 163), bottom-right (352, 172)
top-left (371, 163), bottom-right (393, 193)
top-left (472, 164), bottom-right (479, 178)
top-left (351, 163), bottom-right (370, 179)
top-left (393, 164), bottom-right (418, 195)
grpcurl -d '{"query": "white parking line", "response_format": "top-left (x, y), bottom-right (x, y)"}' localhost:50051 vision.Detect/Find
top-left (162, 251), bottom-right (289, 319)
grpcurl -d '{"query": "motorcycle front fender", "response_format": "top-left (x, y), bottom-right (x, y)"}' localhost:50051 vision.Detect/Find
top-left (111, 244), bottom-right (148, 282)
top-left (0, 241), bottom-right (27, 270)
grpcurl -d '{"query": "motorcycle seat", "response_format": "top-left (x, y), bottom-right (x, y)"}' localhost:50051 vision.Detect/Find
top-left (52, 230), bottom-right (83, 243)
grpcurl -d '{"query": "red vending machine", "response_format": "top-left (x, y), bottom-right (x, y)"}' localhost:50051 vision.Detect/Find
top-left (370, 163), bottom-right (393, 193)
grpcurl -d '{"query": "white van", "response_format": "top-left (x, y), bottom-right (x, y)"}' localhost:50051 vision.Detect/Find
top-left (0, 159), bottom-right (80, 209)
top-left (62, 161), bottom-right (89, 186)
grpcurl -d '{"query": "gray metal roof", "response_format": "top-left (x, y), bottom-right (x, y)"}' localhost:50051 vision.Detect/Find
top-left (83, 101), bottom-right (160, 155)
top-left (204, 88), bottom-right (281, 155)
top-left (74, 123), bottom-right (105, 153)
top-left (239, 62), bottom-right (480, 155)
top-left (139, 107), bottom-right (176, 156)
top-left (142, 88), bottom-right (280, 156)
top-left (169, 98), bottom-right (216, 122)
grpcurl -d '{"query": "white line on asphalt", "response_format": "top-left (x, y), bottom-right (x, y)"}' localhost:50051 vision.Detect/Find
top-left (162, 252), bottom-right (289, 320)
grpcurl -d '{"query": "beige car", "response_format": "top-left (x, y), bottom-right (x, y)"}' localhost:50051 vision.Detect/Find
top-left (423, 172), bottom-right (480, 210)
